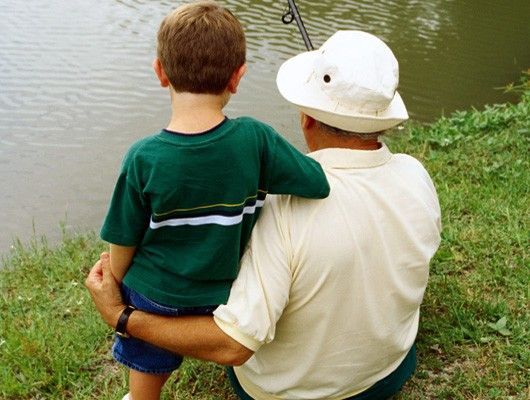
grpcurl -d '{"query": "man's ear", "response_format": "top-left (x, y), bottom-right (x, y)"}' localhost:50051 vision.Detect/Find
top-left (301, 113), bottom-right (316, 130)
top-left (153, 58), bottom-right (170, 87)
top-left (301, 112), bottom-right (318, 152)
top-left (227, 64), bottom-right (247, 94)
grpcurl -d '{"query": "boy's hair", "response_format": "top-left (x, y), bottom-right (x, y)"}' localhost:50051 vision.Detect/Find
top-left (157, 1), bottom-right (246, 94)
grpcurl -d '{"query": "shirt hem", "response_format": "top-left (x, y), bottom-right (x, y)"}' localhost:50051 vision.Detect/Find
top-left (233, 351), bottom-right (408, 400)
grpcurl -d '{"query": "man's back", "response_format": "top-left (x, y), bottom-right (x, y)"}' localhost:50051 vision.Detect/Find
top-left (214, 145), bottom-right (441, 399)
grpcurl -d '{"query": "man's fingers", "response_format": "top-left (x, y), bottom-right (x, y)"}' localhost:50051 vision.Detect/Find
top-left (99, 252), bottom-right (113, 280)
top-left (84, 253), bottom-right (124, 328)
top-left (100, 252), bottom-right (110, 269)
top-left (85, 260), bottom-right (103, 289)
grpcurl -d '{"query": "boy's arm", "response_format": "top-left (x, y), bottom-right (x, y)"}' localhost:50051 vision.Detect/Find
top-left (109, 243), bottom-right (136, 282)
top-left (101, 144), bottom-right (150, 276)
top-left (85, 254), bottom-right (254, 366)
top-left (266, 133), bottom-right (330, 198)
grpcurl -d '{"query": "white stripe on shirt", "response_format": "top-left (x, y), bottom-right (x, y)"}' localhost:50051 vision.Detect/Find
top-left (149, 200), bottom-right (265, 229)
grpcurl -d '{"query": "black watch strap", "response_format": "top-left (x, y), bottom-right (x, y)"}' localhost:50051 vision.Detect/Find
top-left (115, 305), bottom-right (136, 338)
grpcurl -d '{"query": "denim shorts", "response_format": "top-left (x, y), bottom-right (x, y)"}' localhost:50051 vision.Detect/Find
top-left (112, 284), bottom-right (217, 374)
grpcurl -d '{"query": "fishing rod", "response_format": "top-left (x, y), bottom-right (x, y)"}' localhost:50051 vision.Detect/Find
top-left (282, 0), bottom-right (314, 51)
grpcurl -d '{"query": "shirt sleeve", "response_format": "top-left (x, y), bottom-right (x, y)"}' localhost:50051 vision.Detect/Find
top-left (265, 131), bottom-right (330, 199)
top-left (213, 195), bottom-right (292, 351)
top-left (100, 151), bottom-right (150, 246)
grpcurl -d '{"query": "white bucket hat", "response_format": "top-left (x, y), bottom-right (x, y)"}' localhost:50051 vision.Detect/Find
top-left (276, 30), bottom-right (408, 133)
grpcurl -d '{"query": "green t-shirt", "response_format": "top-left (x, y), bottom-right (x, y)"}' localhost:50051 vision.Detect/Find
top-left (101, 117), bottom-right (329, 307)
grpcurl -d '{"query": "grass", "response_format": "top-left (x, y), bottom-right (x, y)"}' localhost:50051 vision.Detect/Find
top-left (1, 73), bottom-right (529, 399)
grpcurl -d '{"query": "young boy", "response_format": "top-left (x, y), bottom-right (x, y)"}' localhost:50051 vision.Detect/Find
top-left (100, 1), bottom-right (329, 399)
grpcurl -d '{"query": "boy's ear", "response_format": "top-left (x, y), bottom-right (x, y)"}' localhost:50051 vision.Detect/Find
top-left (227, 64), bottom-right (247, 94)
top-left (153, 58), bottom-right (170, 87)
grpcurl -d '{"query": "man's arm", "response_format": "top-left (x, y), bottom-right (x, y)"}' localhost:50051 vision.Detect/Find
top-left (127, 312), bottom-right (252, 365)
top-left (85, 253), bottom-right (254, 366)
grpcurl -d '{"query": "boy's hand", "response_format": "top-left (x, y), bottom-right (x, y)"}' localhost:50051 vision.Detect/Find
top-left (85, 252), bottom-right (125, 329)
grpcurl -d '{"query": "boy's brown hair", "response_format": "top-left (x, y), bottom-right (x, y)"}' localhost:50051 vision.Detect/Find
top-left (157, 1), bottom-right (246, 94)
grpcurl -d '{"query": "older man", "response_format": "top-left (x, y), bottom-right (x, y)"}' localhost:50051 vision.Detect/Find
top-left (86, 31), bottom-right (441, 400)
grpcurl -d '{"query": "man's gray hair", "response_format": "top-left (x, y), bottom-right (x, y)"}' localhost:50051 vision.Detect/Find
top-left (315, 120), bottom-right (382, 140)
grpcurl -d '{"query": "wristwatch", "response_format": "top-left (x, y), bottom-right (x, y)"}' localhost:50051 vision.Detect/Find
top-left (115, 305), bottom-right (136, 338)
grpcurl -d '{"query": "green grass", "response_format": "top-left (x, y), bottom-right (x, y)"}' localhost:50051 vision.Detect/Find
top-left (1, 74), bottom-right (529, 399)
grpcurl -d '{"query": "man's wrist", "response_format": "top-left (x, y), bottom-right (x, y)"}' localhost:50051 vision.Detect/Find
top-left (115, 305), bottom-right (136, 338)
top-left (106, 304), bottom-right (124, 329)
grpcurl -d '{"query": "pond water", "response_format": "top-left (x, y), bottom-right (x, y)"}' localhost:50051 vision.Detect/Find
top-left (1, 0), bottom-right (529, 254)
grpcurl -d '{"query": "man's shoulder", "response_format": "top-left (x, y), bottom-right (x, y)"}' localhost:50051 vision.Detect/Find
top-left (390, 153), bottom-right (439, 206)
top-left (391, 152), bottom-right (423, 165)
top-left (262, 192), bottom-right (314, 218)
top-left (391, 153), bottom-right (431, 176)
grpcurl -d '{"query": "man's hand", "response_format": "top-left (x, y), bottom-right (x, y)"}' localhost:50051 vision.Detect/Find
top-left (85, 254), bottom-right (254, 365)
top-left (85, 252), bottom-right (125, 329)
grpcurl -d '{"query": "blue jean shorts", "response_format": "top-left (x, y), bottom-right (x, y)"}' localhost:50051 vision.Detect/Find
top-left (112, 284), bottom-right (217, 374)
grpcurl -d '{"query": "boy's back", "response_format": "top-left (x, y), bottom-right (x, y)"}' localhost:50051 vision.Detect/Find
top-left (102, 116), bottom-right (329, 307)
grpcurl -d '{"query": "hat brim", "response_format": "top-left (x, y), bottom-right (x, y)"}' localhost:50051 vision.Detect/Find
top-left (276, 51), bottom-right (409, 133)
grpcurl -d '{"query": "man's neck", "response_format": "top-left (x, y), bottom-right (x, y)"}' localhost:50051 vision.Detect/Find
top-left (166, 91), bottom-right (228, 134)
top-left (306, 130), bottom-right (382, 152)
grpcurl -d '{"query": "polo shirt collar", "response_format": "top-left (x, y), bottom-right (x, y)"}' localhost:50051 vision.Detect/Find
top-left (309, 143), bottom-right (393, 169)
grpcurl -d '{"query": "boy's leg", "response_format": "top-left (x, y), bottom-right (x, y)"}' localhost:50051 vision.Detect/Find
top-left (129, 370), bottom-right (171, 400)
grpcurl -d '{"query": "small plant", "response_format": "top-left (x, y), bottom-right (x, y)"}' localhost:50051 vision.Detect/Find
top-left (502, 68), bottom-right (530, 95)
top-left (487, 316), bottom-right (512, 337)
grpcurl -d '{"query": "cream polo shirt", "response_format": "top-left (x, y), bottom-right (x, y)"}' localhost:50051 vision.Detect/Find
top-left (213, 144), bottom-right (442, 400)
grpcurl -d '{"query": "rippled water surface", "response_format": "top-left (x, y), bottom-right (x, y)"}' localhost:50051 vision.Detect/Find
top-left (1, 0), bottom-right (529, 253)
